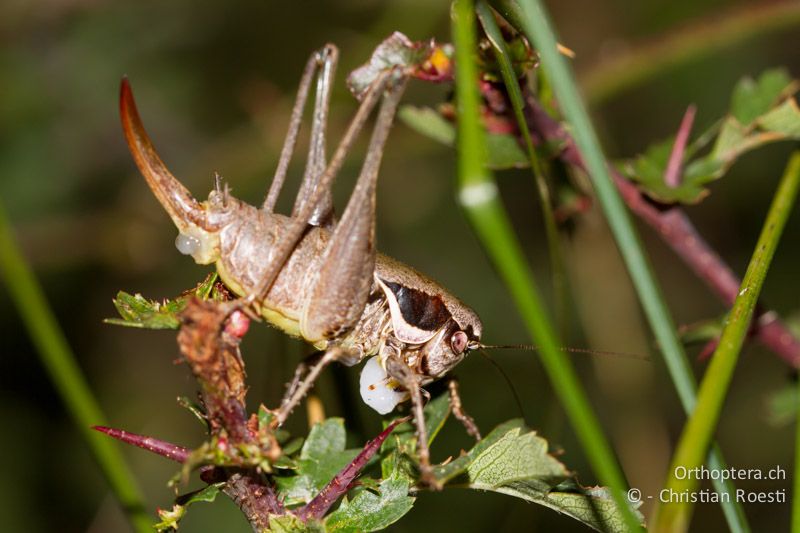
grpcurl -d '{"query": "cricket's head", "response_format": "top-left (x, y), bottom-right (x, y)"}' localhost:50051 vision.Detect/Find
top-left (375, 274), bottom-right (483, 381)
top-left (415, 319), bottom-right (482, 379)
top-left (120, 78), bottom-right (236, 265)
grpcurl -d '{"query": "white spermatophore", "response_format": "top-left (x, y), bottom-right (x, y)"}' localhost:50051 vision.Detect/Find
top-left (359, 356), bottom-right (408, 414)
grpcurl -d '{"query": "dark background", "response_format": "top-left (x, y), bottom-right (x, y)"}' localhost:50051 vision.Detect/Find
top-left (2, 0), bottom-right (799, 531)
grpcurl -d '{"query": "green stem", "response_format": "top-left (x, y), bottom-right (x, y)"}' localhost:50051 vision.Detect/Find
top-left (492, 0), bottom-right (749, 530)
top-left (475, 1), bottom-right (570, 337)
top-left (0, 202), bottom-right (151, 533)
top-left (654, 152), bottom-right (800, 532)
top-left (452, 1), bottom-right (640, 530)
top-left (495, 0), bottom-right (750, 532)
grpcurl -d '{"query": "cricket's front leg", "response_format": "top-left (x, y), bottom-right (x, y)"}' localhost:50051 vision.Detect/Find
top-left (386, 354), bottom-right (442, 491)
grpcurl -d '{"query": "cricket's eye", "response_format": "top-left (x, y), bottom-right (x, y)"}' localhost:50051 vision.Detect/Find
top-left (450, 331), bottom-right (468, 355)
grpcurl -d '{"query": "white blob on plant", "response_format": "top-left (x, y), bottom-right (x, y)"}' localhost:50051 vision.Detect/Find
top-left (175, 233), bottom-right (201, 256)
top-left (359, 357), bottom-right (408, 414)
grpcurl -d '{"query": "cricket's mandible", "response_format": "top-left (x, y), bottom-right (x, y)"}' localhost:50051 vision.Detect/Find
top-left (120, 39), bottom-right (482, 486)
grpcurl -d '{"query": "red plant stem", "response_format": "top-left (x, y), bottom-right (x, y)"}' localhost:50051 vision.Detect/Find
top-left (664, 105), bottom-right (696, 188)
top-left (93, 426), bottom-right (190, 463)
top-left (524, 97), bottom-right (800, 366)
top-left (295, 418), bottom-right (407, 522)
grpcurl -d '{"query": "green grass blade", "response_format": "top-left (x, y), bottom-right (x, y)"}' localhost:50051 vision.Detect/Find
top-left (475, 1), bottom-right (570, 336)
top-left (452, 1), bottom-right (640, 530)
top-left (0, 202), bottom-right (152, 533)
top-left (492, 1), bottom-right (750, 530)
top-left (654, 152), bottom-right (800, 532)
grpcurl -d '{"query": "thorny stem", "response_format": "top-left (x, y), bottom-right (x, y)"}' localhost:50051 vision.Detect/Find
top-left (523, 96), bottom-right (800, 366)
top-left (295, 418), bottom-right (407, 522)
top-left (93, 426), bottom-right (191, 463)
top-left (98, 299), bottom-right (407, 529)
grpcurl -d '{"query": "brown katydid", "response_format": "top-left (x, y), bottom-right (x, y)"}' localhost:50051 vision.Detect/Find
top-left (119, 42), bottom-right (485, 487)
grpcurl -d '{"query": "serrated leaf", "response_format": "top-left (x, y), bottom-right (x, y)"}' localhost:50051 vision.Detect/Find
top-left (466, 427), bottom-right (568, 489)
top-left (731, 69), bottom-right (792, 125)
top-left (105, 273), bottom-right (219, 329)
top-left (324, 475), bottom-right (414, 533)
top-left (275, 419), bottom-right (360, 505)
top-left (626, 69), bottom-right (800, 204)
top-left (431, 420), bottom-right (641, 532)
top-left (496, 481), bottom-right (643, 533)
top-left (106, 292), bottom-right (184, 329)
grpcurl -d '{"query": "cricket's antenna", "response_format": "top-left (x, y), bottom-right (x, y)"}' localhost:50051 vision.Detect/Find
top-left (478, 343), bottom-right (651, 361)
top-left (478, 348), bottom-right (527, 423)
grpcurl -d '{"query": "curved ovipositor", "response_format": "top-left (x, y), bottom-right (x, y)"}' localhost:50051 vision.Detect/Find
top-left (120, 78), bottom-right (226, 265)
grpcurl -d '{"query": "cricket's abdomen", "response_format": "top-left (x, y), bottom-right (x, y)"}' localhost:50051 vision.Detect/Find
top-left (214, 204), bottom-right (481, 364)
top-left (216, 208), bottom-right (330, 345)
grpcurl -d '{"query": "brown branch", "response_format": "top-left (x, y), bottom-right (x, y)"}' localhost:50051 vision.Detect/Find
top-left (521, 95), bottom-right (800, 366)
top-left (176, 298), bottom-right (285, 527)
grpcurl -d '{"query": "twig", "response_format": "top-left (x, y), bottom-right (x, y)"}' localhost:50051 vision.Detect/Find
top-left (523, 95), bottom-right (800, 366)
top-left (664, 105), bottom-right (696, 188)
top-left (93, 426), bottom-right (190, 463)
top-left (295, 417), bottom-right (408, 521)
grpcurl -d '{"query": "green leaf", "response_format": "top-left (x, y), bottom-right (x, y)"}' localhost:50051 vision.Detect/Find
top-left (677, 316), bottom-right (725, 346)
top-left (399, 105), bottom-right (528, 170)
top-left (496, 481), bottom-right (643, 533)
top-left (154, 483), bottom-right (225, 532)
top-left (324, 475), bottom-right (415, 533)
top-left (433, 420), bottom-right (642, 532)
top-left (466, 426), bottom-right (568, 488)
top-left (275, 419), bottom-right (360, 506)
top-left (766, 384), bottom-right (798, 427)
top-left (626, 69), bottom-right (800, 204)
top-left (379, 391), bottom-right (454, 482)
top-left (486, 133), bottom-right (529, 169)
top-left (398, 106), bottom-right (455, 146)
top-left (268, 515), bottom-right (325, 533)
top-left (730, 69), bottom-right (792, 125)
top-left (105, 273), bottom-right (218, 329)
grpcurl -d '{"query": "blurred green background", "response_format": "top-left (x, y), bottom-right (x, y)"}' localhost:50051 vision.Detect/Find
top-left (2, 0), bottom-right (799, 531)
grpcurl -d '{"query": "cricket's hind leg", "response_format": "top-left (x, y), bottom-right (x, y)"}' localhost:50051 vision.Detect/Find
top-left (247, 70), bottom-right (395, 312)
top-left (262, 44), bottom-right (338, 220)
top-left (299, 77), bottom-right (408, 343)
top-left (292, 46), bottom-right (338, 228)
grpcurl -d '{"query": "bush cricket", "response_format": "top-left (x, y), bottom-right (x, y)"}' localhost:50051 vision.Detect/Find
top-left (120, 40), bottom-right (485, 487)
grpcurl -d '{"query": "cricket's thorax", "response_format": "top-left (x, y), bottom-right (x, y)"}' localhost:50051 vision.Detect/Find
top-left (213, 204), bottom-right (482, 377)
